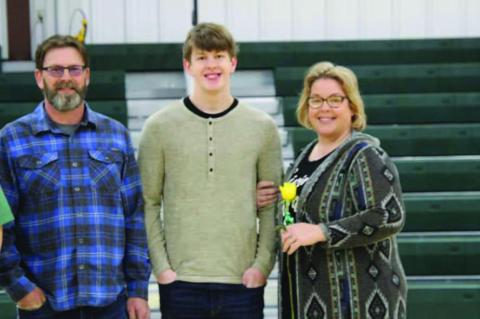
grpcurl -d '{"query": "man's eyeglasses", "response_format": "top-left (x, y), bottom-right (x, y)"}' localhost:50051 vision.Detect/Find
top-left (41, 65), bottom-right (86, 78)
top-left (308, 95), bottom-right (347, 109)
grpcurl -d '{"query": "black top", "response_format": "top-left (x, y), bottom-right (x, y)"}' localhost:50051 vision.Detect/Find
top-left (183, 96), bottom-right (238, 119)
top-left (282, 143), bottom-right (331, 319)
top-left (287, 143), bottom-right (330, 217)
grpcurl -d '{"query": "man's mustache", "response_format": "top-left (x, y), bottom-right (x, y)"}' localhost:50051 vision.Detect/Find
top-left (55, 81), bottom-right (78, 91)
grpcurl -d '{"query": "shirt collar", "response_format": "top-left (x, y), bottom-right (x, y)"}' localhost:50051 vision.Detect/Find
top-left (31, 101), bottom-right (98, 135)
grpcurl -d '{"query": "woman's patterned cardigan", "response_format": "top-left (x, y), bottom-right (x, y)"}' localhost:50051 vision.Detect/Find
top-left (279, 131), bottom-right (407, 319)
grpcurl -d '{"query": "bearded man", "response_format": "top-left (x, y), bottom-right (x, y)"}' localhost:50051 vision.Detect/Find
top-left (0, 35), bottom-right (151, 319)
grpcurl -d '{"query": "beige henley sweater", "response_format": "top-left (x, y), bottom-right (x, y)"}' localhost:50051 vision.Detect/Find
top-left (138, 100), bottom-right (283, 283)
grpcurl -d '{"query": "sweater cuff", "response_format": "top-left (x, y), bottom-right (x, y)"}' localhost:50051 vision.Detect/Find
top-left (152, 260), bottom-right (172, 279)
top-left (252, 257), bottom-right (274, 278)
top-left (318, 223), bottom-right (331, 248)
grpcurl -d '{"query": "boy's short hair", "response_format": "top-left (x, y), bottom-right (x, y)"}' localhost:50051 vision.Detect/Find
top-left (183, 22), bottom-right (238, 61)
top-left (35, 35), bottom-right (89, 69)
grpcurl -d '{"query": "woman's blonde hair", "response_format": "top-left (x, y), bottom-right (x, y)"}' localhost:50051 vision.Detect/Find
top-left (296, 61), bottom-right (366, 131)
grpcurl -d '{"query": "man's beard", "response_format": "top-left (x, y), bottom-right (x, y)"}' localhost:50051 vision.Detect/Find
top-left (43, 80), bottom-right (88, 112)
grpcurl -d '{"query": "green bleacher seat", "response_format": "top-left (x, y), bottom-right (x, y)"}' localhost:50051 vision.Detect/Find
top-left (363, 92), bottom-right (480, 124)
top-left (0, 100), bottom-right (128, 128)
top-left (286, 124), bottom-right (480, 157)
top-left (87, 43), bottom-right (183, 71)
top-left (367, 124), bottom-right (480, 156)
top-left (0, 290), bottom-right (16, 319)
top-left (399, 233), bottom-right (480, 276)
top-left (403, 192), bottom-right (480, 232)
top-left (0, 71), bottom-right (125, 102)
top-left (238, 38), bottom-right (480, 69)
top-left (395, 157), bottom-right (480, 192)
top-left (268, 268), bottom-right (480, 318)
top-left (274, 63), bottom-right (480, 96)
top-left (286, 127), bottom-right (315, 154)
top-left (0, 73), bottom-right (40, 101)
top-left (84, 38), bottom-right (480, 71)
top-left (407, 277), bottom-right (480, 319)
top-left (282, 92), bottom-right (480, 126)
top-left (89, 101), bottom-right (128, 126)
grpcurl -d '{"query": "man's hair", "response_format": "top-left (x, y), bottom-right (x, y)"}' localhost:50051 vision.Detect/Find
top-left (35, 35), bottom-right (89, 69)
top-left (183, 22), bottom-right (238, 61)
top-left (296, 61), bottom-right (367, 131)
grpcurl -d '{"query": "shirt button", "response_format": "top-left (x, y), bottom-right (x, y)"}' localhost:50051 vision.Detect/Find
top-left (209, 137), bottom-right (213, 141)
top-left (209, 153), bottom-right (213, 156)
top-left (78, 264), bottom-right (85, 270)
top-left (74, 187), bottom-right (81, 192)
top-left (209, 168), bottom-right (213, 172)
top-left (72, 162), bottom-right (79, 167)
top-left (209, 121), bottom-right (212, 125)
top-left (78, 238), bottom-right (84, 244)
top-left (36, 160), bottom-right (42, 165)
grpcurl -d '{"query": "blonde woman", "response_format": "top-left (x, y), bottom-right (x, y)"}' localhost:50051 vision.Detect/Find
top-left (279, 62), bottom-right (407, 319)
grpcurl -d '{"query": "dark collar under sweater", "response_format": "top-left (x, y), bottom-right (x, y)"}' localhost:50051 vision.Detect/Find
top-left (183, 96), bottom-right (238, 119)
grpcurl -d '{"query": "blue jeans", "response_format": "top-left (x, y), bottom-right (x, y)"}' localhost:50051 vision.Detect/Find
top-left (18, 293), bottom-right (128, 319)
top-left (159, 281), bottom-right (265, 319)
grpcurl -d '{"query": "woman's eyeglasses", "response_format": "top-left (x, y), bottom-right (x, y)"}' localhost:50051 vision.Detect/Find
top-left (308, 95), bottom-right (347, 109)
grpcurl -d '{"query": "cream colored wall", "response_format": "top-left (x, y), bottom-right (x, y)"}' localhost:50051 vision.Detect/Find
top-left (0, 0), bottom-right (478, 59)
top-left (0, 0), bottom-right (8, 59)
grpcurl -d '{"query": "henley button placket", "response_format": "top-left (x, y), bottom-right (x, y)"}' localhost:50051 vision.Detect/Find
top-left (207, 119), bottom-right (215, 175)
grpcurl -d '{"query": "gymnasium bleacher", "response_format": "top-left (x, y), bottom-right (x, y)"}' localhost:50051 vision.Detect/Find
top-left (1, 37), bottom-right (479, 318)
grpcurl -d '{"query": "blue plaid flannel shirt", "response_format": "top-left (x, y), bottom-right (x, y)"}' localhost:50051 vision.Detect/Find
top-left (0, 103), bottom-right (151, 311)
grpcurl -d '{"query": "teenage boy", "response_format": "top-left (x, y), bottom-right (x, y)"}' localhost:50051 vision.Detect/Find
top-left (0, 187), bottom-right (13, 251)
top-left (138, 23), bottom-right (283, 318)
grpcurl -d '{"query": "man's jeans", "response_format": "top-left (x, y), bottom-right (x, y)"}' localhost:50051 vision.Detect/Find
top-left (18, 292), bottom-right (128, 319)
top-left (159, 281), bottom-right (265, 319)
